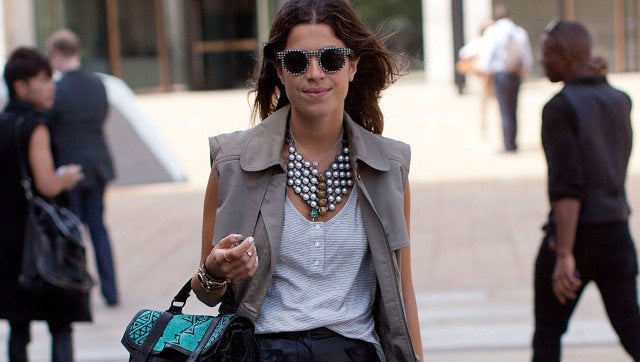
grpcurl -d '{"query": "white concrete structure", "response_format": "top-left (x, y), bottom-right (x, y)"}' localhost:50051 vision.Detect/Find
top-left (422, 0), bottom-right (492, 84)
top-left (1, 0), bottom-right (35, 52)
top-left (0, 0), bottom-right (186, 185)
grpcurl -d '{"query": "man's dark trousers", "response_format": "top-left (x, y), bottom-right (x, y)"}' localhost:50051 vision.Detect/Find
top-left (68, 180), bottom-right (118, 305)
top-left (494, 71), bottom-right (521, 151)
top-left (533, 222), bottom-right (640, 361)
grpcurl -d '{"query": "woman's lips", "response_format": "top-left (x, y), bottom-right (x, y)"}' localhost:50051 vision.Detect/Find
top-left (304, 87), bottom-right (330, 98)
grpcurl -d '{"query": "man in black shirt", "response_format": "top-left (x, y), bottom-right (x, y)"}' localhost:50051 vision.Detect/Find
top-left (533, 20), bottom-right (640, 361)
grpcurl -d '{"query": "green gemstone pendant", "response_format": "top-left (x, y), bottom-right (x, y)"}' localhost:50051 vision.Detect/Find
top-left (309, 208), bottom-right (319, 219)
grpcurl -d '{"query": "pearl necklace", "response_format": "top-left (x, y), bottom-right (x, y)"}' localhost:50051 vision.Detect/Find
top-left (289, 130), bottom-right (342, 168)
top-left (286, 130), bottom-right (353, 220)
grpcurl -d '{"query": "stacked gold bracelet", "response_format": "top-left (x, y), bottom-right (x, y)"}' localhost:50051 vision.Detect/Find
top-left (196, 264), bottom-right (231, 293)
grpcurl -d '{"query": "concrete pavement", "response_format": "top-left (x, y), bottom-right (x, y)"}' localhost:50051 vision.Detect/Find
top-left (1, 72), bottom-right (640, 361)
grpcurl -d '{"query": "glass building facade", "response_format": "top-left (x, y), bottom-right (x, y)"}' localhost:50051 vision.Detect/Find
top-left (22, 0), bottom-right (640, 91)
top-left (499, 0), bottom-right (639, 73)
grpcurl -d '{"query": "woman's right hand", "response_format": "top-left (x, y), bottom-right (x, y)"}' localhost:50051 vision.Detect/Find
top-left (56, 164), bottom-right (84, 190)
top-left (204, 234), bottom-right (258, 282)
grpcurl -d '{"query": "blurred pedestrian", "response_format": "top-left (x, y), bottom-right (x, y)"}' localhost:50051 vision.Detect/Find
top-left (476, 4), bottom-right (533, 152)
top-left (0, 47), bottom-right (88, 362)
top-left (457, 19), bottom-right (495, 139)
top-left (46, 28), bottom-right (119, 307)
top-left (190, 0), bottom-right (423, 360)
top-left (533, 19), bottom-right (640, 361)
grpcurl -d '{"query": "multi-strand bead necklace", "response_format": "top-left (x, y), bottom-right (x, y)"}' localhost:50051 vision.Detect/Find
top-left (286, 129), bottom-right (354, 220)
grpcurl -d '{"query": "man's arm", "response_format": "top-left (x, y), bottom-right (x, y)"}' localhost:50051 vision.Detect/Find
top-left (550, 198), bottom-right (582, 304)
top-left (541, 94), bottom-right (584, 304)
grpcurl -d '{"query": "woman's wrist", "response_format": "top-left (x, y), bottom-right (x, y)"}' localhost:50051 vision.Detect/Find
top-left (196, 259), bottom-right (231, 293)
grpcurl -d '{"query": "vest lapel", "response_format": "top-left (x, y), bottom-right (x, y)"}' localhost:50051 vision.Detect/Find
top-left (261, 172), bottom-right (286, 266)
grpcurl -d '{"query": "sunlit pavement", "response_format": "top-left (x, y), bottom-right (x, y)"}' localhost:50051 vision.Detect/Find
top-left (1, 72), bottom-right (639, 361)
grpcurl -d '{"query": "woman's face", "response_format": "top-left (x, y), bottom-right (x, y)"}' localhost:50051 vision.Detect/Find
top-left (16, 70), bottom-right (55, 110)
top-left (277, 23), bottom-right (358, 123)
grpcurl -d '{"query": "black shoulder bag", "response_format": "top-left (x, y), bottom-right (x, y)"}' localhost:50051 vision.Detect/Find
top-left (14, 117), bottom-right (94, 295)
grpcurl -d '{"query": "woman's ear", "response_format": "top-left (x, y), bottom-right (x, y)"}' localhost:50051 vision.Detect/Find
top-left (348, 57), bottom-right (359, 82)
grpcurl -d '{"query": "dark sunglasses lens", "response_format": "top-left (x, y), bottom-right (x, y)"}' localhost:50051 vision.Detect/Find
top-left (320, 49), bottom-right (347, 72)
top-left (283, 51), bottom-right (308, 74)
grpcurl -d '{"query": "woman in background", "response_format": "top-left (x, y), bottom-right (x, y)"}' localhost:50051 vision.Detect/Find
top-left (0, 47), bottom-right (86, 362)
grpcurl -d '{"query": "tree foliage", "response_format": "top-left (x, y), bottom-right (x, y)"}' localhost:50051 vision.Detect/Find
top-left (352, 0), bottom-right (424, 69)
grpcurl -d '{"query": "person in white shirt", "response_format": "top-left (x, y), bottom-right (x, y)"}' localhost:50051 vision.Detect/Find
top-left (476, 4), bottom-right (533, 152)
top-left (457, 19), bottom-right (495, 139)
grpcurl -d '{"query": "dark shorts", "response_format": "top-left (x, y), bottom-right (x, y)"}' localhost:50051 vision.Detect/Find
top-left (255, 327), bottom-right (380, 361)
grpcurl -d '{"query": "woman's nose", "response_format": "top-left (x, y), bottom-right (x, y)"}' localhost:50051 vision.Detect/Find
top-left (306, 55), bottom-right (325, 78)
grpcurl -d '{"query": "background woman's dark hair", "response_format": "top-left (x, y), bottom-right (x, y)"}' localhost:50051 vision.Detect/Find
top-left (250, 0), bottom-right (402, 134)
top-left (3, 47), bottom-right (52, 101)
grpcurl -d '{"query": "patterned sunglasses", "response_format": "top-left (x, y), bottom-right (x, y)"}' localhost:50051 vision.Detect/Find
top-left (276, 46), bottom-right (353, 76)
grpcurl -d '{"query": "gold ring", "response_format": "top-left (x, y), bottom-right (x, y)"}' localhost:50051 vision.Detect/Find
top-left (247, 251), bottom-right (253, 257)
top-left (224, 250), bottom-right (232, 262)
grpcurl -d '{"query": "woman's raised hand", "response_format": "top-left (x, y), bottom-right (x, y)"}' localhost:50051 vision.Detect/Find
top-left (205, 234), bottom-right (258, 282)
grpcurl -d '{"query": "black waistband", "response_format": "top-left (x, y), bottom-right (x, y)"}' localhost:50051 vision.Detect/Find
top-left (257, 327), bottom-right (338, 339)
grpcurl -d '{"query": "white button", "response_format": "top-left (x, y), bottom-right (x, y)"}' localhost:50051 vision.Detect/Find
top-left (315, 224), bottom-right (321, 229)
top-left (314, 242), bottom-right (320, 247)
top-left (314, 260), bottom-right (319, 265)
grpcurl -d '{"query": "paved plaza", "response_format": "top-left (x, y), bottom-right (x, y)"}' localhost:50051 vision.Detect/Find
top-left (1, 72), bottom-right (639, 361)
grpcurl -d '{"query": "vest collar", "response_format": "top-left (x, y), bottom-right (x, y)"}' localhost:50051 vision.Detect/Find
top-left (240, 104), bottom-right (390, 172)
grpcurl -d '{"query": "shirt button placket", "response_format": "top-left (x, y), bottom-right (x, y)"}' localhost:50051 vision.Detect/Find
top-left (310, 223), bottom-right (324, 272)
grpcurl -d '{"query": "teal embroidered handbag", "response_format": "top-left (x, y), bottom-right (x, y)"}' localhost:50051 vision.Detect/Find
top-left (121, 280), bottom-right (255, 361)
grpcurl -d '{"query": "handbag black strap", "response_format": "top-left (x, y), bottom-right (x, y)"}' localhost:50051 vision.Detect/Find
top-left (168, 279), bottom-right (192, 313)
top-left (132, 279), bottom-right (193, 361)
top-left (13, 116), bottom-right (36, 200)
top-left (131, 310), bottom-right (175, 362)
top-left (186, 314), bottom-right (223, 362)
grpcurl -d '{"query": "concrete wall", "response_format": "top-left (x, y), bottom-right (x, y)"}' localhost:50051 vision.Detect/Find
top-left (463, 0), bottom-right (492, 44)
top-left (99, 74), bottom-right (186, 185)
top-left (422, 0), bottom-right (492, 84)
top-left (423, 0), bottom-right (453, 84)
top-left (2, 0), bottom-right (35, 53)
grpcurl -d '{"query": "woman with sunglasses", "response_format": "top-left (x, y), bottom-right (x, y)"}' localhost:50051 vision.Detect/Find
top-left (191, 0), bottom-right (423, 361)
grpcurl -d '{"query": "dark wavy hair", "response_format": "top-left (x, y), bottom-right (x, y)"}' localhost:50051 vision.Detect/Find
top-left (4, 47), bottom-right (52, 101)
top-left (250, 0), bottom-right (402, 135)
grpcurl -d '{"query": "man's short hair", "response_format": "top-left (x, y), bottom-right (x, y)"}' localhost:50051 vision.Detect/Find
top-left (493, 4), bottom-right (511, 20)
top-left (3, 47), bottom-right (52, 101)
top-left (46, 28), bottom-right (81, 56)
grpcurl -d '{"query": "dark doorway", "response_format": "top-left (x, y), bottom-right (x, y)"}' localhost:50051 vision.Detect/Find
top-left (186, 0), bottom-right (257, 90)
